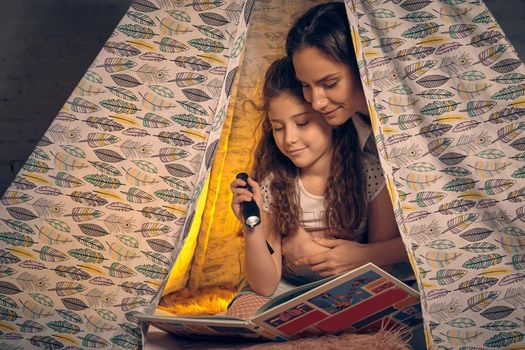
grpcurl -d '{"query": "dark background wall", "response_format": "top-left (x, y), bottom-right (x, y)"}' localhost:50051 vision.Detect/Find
top-left (0, 0), bottom-right (132, 194)
top-left (0, 0), bottom-right (524, 195)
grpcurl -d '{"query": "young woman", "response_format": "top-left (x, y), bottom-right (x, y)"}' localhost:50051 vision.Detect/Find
top-left (285, 2), bottom-right (368, 131)
top-left (227, 57), bottom-right (405, 319)
top-left (283, 2), bottom-right (410, 276)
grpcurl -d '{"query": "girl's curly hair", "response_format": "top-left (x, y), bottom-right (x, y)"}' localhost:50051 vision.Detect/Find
top-left (251, 57), bottom-right (367, 239)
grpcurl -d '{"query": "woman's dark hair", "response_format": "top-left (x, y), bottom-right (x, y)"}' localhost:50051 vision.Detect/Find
top-left (251, 57), bottom-right (367, 238)
top-left (285, 2), bottom-right (359, 75)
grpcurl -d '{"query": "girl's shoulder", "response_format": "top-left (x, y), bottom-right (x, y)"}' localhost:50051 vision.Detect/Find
top-left (259, 173), bottom-right (275, 212)
top-left (259, 173), bottom-right (274, 188)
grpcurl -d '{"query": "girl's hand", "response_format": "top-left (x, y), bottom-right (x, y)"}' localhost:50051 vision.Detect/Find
top-left (293, 238), bottom-right (369, 277)
top-left (229, 176), bottom-right (262, 226)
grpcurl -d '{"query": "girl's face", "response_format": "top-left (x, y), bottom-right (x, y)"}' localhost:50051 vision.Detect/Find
top-left (268, 92), bottom-right (333, 173)
top-left (292, 46), bottom-right (368, 127)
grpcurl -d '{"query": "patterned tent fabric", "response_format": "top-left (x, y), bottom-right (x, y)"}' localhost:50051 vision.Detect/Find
top-left (345, 0), bottom-right (525, 348)
top-left (0, 1), bottom-right (253, 349)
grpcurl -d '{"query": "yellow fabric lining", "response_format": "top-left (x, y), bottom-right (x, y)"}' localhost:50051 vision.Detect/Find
top-left (188, 69), bottom-right (264, 291)
top-left (162, 175), bottom-right (210, 296)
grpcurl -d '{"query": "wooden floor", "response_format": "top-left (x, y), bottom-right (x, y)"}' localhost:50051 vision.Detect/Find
top-left (145, 326), bottom-right (274, 350)
top-left (145, 325), bottom-right (424, 349)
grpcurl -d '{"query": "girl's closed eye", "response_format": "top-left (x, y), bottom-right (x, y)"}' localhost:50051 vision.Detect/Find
top-left (296, 120), bottom-right (309, 127)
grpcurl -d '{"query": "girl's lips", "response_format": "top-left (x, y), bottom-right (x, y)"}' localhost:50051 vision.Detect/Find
top-left (288, 148), bottom-right (305, 156)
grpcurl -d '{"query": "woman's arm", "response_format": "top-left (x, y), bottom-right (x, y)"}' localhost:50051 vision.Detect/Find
top-left (292, 187), bottom-right (407, 276)
top-left (365, 186), bottom-right (408, 266)
top-left (231, 177), bottom-right (282, 296)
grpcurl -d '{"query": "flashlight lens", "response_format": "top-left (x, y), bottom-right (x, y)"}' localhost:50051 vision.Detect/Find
top-left (245, 216), bottom-right (261, 228)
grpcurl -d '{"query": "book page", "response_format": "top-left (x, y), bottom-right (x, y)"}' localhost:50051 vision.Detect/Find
top-left (251, 263), bottom-right (422, 340)
top-left (254, 275), bottom-right (336, 316)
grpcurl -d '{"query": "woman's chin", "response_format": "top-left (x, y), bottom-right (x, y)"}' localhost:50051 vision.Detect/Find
top-left (324, 112), bottom-right (351, 127)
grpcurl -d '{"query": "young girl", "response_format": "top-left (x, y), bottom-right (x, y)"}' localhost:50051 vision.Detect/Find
top-left (227, 57), bottom-right (406, 319)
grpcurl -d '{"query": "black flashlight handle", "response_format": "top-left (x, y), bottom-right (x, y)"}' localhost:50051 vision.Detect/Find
top-left (236, 173), bottom-right (261, 228)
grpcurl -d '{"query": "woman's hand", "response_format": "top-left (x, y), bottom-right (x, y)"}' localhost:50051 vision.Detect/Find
top-left (229, 176), bottom-right (262, 226)
top-left (292, 238), bottom-right (369, 277)
top-left (281, 227), bottom-right (331, 262)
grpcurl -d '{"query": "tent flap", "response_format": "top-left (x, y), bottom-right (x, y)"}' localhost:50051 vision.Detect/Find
top-left (346, 0), bottom-right (525, 348)
top-left (0, 1), bottom-right (253, 348)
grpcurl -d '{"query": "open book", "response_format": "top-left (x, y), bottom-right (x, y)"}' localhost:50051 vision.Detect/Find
top-left (136, 263), bottom-right (422, 342)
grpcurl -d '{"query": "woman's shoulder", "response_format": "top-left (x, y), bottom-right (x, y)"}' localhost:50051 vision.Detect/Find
top-left (362, 153), bottom-right (384, 178)
top-left (361, 153), bottom-right (386, 202)
top-left (362, 152), bottom-right (381, 168)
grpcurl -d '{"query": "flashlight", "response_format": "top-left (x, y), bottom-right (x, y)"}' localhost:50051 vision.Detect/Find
top-left (236, 172), bottom-right (261, 228)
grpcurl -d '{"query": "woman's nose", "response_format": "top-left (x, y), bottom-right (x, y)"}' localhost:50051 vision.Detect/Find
top-left (311, 87), bottom-right (328, 111)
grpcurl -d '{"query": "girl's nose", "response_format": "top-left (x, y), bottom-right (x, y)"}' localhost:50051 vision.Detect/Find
top-left (284, 127), bottom-right (298, 145)
top-left (311, 87), bottom-right (328, 111)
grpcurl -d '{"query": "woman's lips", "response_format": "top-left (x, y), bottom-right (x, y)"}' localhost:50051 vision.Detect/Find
top-left (322, 107), bottom-right (339, 119)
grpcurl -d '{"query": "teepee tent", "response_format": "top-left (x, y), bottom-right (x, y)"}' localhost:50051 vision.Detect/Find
top-left (0, 1), bottom-right (524, 349)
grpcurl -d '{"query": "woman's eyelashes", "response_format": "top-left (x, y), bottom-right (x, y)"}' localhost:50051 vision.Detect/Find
top-left (300, 82), bottom-right (337, 103)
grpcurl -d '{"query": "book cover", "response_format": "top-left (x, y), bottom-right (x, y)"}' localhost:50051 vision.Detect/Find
top-left (136, 263), bottom-right (422, 342)
top-left (141, 313), bottom-right (282, 341)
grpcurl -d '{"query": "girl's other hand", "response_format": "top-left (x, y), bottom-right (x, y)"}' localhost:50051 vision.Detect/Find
top-left (229, 176), bottom-right (262, 226)
top-left (293, 238), bottom-right (369, 277)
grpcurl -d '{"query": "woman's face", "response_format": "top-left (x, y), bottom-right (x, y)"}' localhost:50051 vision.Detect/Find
top-left (292, 46), bottom-right (368, 127)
